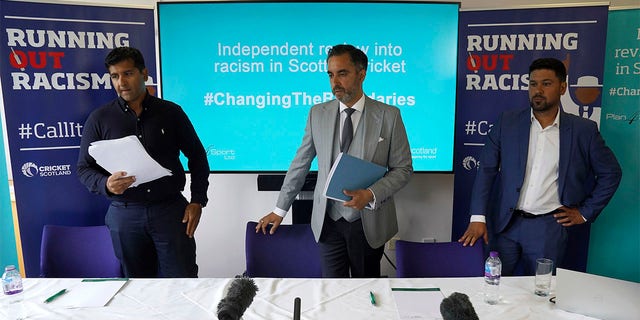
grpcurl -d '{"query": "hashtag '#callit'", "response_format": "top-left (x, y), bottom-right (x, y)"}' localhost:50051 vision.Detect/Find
top-left (465, 121), bottom-right (477, 135)
top-left (18, 123), bottom-right (33, 139)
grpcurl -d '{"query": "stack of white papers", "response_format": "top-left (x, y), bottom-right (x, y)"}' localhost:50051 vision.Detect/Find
top-left (88, 135), bottom-right (172, 187)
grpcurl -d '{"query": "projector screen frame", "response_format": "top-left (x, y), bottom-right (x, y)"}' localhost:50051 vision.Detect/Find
top-left (157, 0), bottom-right (460, 174)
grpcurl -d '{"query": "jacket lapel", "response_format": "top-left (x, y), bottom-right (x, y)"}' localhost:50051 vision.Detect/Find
top-left (319, 101), bottom-right (339, 169)
top-left (517, 109), bottom-right (530, 181)
top-left (362, 97), bottom-right (383, 162)
top-left (558, 111), bottom-right (572, 196)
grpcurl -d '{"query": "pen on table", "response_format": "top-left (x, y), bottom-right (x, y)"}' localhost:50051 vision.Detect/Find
top-left (44, 288), bottom-right (68, 303)
top-left (369, 291), bottom-right (376, 306)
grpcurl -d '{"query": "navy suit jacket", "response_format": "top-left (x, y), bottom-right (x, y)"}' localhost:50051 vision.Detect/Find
top-left (470, 107), bottom-right (621, 233)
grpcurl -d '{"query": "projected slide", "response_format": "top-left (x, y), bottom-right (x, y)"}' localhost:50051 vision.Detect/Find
top-left (158, 2), bottom-right (458, 172)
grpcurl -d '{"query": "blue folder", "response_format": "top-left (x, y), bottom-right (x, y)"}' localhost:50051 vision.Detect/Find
top-left (323, 153), bottom-right (387, 208)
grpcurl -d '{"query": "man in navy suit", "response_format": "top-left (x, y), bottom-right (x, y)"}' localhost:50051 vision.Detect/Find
top-left (459, 58), bottom-right (621, 275)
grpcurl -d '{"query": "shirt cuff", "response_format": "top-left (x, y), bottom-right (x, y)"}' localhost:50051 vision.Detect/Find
top-left (273, 207), bottom-right (288, 218)
top-left (470, 215), bottom-right (486, 223)
top-left (367, 188), bottom-right (376, 210)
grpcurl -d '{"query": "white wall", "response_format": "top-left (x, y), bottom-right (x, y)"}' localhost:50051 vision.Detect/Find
top-left (7, 0), bottom-right (636, 278)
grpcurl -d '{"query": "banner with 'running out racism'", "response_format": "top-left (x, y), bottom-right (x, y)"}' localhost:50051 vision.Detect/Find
top-left (0, 0), bottom-right (155, 276)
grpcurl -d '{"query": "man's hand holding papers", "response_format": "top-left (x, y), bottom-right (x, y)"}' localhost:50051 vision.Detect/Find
top-left (88, 135), bottom-right (172, 188)
top-left (106, 171), bottom-right (136, 195)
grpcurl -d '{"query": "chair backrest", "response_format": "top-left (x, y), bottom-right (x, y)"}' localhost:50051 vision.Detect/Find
top-left (245, 221), bottom-right (322, 278)
top-left (40, 225), bottom-right (122, 278)
top-left (395, 240), bottom-right (484, 277)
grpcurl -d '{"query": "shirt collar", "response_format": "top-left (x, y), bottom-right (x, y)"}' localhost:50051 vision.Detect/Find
top-left (530, 108), bottom-right (560, 128)
top-left (339, 94), bottom-right (365, 114)
top-left (116, 90), bottom-right (152, 113)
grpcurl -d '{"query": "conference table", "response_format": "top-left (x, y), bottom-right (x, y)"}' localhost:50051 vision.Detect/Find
top-left (0, 276), bottom-right (599, 319)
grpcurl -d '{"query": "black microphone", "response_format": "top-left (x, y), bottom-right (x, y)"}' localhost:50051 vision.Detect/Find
top-left (217, 277), bottom-right (258, 320)
top-left (439, 292), bottom-right (479, 320)
top-left (293, 297), bottom-right (301, 320)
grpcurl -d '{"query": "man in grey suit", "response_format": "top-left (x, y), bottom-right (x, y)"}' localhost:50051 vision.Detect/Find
top-left (256, 44), bottom-right (413, 277)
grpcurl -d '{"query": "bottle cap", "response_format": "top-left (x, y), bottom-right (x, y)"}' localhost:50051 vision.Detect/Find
top-left (4, 265), bottom-right (16, 271)
top-left (489, 251), bottom-right (499, 257)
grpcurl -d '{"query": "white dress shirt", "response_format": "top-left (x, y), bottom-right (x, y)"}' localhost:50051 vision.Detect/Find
top-left (470, 109), bottom-right (562, 223)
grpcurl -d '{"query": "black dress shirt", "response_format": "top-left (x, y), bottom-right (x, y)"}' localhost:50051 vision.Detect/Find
top-left (77, 92), bottom-right (209, 206)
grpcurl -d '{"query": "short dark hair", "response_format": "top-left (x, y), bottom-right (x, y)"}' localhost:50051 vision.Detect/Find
top-left (529, 58), bottom-right (566, 82)
top-left (327, 44), bottom-right (368, 71)
top-left (104, 47), bottom-right (146, 71)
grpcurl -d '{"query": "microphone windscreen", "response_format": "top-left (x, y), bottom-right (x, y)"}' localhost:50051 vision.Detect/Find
top-left (217, 277), bottom-right (259, 320)
top-left (440, 292), bottom-right (479, 320)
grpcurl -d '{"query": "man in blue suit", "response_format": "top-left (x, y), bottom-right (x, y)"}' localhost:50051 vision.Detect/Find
top-left (256, 44), bottom-right (413, 278)
top-left (459, 58), bottom-right (621, 275)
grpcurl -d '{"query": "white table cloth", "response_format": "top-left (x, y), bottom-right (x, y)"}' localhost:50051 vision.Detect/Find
top-left (0, 276), bottom-right (599, 320)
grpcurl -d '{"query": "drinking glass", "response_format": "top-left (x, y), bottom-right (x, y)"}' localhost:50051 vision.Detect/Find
top-left (535, 258), bottom-right (553, 296)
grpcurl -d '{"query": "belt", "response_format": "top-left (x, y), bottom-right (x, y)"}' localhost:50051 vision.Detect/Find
top-left (513, 208), bottom-right (562, 219)
top-left (111, 194), bottom-right (183, 207)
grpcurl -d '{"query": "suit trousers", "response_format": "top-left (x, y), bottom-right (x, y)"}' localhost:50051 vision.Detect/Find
top-left (106, 195), bottom-right (198, 278)
top-left (495, 214), bottom-right (567, 276)
top-left (318, 214), bottom-right (385, 278)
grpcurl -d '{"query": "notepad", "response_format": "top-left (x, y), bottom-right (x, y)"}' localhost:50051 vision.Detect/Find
top-left (47, 278), bottom-right (128, 308)
top-left (323, 153), bottom-right (386, 209)
top-left (391, 287), bottom-right (444, 320)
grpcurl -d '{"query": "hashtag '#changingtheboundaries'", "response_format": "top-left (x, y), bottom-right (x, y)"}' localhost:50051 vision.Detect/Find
top-left (203, 92), bottom-right (214, 106)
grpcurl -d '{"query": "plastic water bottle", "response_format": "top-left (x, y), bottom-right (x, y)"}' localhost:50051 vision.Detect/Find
top-left (2, 265), bottom-right (23, 295)
top-left (483, 251), bottom-right (501, 305)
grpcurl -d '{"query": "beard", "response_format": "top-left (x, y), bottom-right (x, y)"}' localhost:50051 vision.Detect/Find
top-left (333, 86), bottom-right (355, 104)
top-left (529, 95), bottom-right (556, 112)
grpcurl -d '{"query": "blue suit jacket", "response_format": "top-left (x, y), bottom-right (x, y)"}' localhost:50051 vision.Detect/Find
top-left (470, 107), bottom-right (622, 233)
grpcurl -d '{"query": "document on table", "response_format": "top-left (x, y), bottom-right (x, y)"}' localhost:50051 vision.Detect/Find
top-left (47, 278), bottom-right (128, 308)
top-left (392, 287), bottom-right (444, 320)
top-left (88, 135), bottom-right (172, 187)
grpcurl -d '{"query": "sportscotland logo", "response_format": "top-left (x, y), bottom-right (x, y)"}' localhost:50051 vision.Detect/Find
top-left (21, 162), bottom-right (38, 177)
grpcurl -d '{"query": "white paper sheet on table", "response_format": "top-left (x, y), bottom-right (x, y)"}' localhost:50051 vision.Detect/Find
top-left (48, 279), bottom-right (128, 308)
top-left (88, 135), bottom-right (171, 187)
top-left (181, 278), bottom-right (400, 320)
top-left (392, 287), bottom-right (444, 320)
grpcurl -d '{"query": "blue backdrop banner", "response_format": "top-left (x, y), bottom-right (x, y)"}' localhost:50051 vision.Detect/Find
top-left (453, 6), bottom-right (609, 272)
top-left (0, 0), bottom-right (155, 276)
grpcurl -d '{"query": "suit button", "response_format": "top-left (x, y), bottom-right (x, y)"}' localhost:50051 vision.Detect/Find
top-left (509, 208), bottom-right (514, 212)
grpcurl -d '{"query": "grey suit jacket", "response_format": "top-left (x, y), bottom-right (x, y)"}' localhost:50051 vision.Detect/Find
top-left (276, 96), bottom-right (413, 248)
